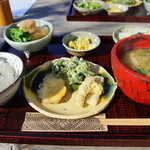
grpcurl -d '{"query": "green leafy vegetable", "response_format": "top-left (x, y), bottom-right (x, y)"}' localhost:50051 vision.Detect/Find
top-left (9, 28), bottom-right (32, 42)
top-left (77, 1), bottom-right (101, 9)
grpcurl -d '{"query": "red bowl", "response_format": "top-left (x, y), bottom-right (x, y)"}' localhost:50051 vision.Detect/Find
top-left (111, 34), bottom-right (150, 105)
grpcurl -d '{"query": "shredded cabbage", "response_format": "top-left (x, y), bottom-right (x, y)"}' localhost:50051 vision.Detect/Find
top-left (51, 56), bottom-right (95, 86)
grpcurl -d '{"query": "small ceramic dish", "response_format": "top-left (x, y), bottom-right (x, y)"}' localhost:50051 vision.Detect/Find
top-left (112, 25), bottom-right (150, 43)
top-left (23, 57), bottom-right (117, 119)
top-left (4, 19), bottom-right (54, 58)
top-left (143, 0), bottom-right (150, 15)
top-left (105, 4), bottom-right (128, 16)
top-left (73, 0), bottom-right (106, 15)
top-left (104, 0), bottom-right (142, 7)
top-left (62, 31), bottom-right (100, 56)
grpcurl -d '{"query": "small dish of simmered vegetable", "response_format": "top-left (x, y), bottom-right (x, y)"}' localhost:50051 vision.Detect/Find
top-left (3, 19), bottom-right (54, 58)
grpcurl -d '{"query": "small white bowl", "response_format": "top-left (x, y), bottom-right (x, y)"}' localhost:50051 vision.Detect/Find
top-left (62, 31), bottom-right (101, 56)
top-left (4, 19), bottom-right (54, 58)
top-left (106, 4), bottom-right (128, 16)
top-left (143, 0), bottom-right (150, 15)
top-left (0, 52), bottom-right (23, 106)
top-left (112, 25), bottom-right (150, 43)
top-left (73, 0), bottom-right (106, 15)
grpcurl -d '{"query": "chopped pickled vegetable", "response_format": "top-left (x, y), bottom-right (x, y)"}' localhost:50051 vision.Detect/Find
top-left (68, 37), bottom-right (93, 50)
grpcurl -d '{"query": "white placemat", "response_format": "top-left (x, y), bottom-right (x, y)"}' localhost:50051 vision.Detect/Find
top-left (9, 0), bottom-right (37, 17)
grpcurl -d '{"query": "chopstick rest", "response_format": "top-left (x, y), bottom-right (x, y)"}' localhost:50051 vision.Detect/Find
top-left (21, 112), bottom-right (108, 132)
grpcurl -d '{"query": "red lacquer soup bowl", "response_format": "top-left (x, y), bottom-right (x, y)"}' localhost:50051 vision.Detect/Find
top-left (111, 34), bottom-right (150, 105)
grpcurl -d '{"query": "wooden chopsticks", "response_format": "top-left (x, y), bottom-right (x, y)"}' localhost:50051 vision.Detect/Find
top-left (99, 118), bottom-right (150, 126)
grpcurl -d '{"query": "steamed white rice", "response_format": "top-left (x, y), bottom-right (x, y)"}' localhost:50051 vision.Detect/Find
top-left (0, 60), bottom-right (15, 92)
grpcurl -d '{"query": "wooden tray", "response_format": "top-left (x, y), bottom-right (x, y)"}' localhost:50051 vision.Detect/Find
top-left (0, 36), bottom-right (150, 146)
top-left (67, 0), bottom-right (150, 22)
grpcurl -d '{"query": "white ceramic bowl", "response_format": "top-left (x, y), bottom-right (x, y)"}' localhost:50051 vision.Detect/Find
top-left (105, 4), bottom-right (128, 16)
top-left (0, 52), bottom-right (23, 106)
top-left (112, 25), bottom-right (150, 43)
top-left (73, 0), bottom-right (106, 15)
top-left (104, 0), bottom-right (142, 7)
top-left (4, 19), bottom-right (54, 58)
top-left (143, 0), bottom-right (150, 15)
top-left (62, 31), bottom-right (101, 56)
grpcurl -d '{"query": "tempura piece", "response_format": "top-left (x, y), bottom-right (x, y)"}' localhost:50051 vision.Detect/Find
top-left (86, 76), bottom-right (104, 105)
top-left (70, 76), bottom-right (95, 107)
top-left (71, 76), bottom-right (104, 107)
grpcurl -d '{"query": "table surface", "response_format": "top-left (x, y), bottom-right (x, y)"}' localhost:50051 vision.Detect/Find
top-left (0, 0), bottom-right (150, 148)
top-left (1, 0), bottom-right (150, 44)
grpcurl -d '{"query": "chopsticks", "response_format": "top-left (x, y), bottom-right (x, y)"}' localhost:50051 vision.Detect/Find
top-left (100, 118), bottom-right (150, 126)
top-left (94, 117), bottom-right (150, 126)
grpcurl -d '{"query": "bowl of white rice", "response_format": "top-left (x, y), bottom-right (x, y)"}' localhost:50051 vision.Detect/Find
top-left (0, 52), bottom-right (23, 106)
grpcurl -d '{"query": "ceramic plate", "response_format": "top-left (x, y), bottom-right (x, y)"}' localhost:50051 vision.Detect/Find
top-left (112, 25), bottom-right (150, 43)
top-left (23, 57), bottom-right (117, 119)
top-left (104, 0), bottom-right (142, 7)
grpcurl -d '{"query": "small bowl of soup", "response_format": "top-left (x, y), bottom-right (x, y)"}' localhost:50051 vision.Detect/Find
top-left (111, 34), bottom-right (150, 105)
